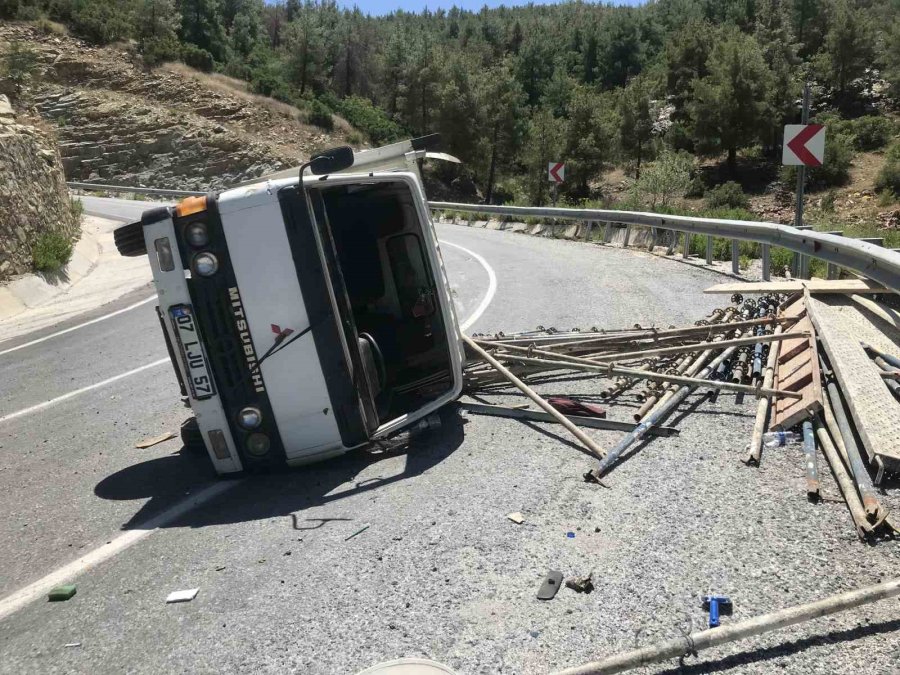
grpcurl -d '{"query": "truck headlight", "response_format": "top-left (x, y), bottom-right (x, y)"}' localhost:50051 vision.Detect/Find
top-left (185, 222), bottom-right (209, 248)
top-left (237, 406), bottom-right (262, 430)
top-left (246, 433), bottom-right (270, 457)
top-left (192, 252), bottom-right (219, 277)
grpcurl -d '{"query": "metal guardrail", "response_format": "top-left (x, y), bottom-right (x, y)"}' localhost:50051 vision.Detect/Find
top-left (66, 182), bottom-right (899, 293)
top-left (67, 182), bottom-right (204, 198)
top-left (429, 201), bottom-right (900, 294)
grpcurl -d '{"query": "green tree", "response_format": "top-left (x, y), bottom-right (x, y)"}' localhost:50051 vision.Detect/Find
top-left (137, 0), bottom-right (181, 64)
top-left (595, 9), bottom-right (644, 89)
top-left (522, 107), bottom-right (566, 206)
top-left (618, 77), bottom-right (654, 177)
top-left (632, 150), bottom-right (693, 209)
top-left (789, 0), bottom-right (828, 57)
top-left (814, 0), bottom-right (874, 106)
top-left (283, 9), bottom-right (324, 96)
top-left (691, 30), bottom-right (772, 175)
top-left (230, 4), bottom-right (263, 58)
top-left (563, 86), bottom-right (614, 196)
top-left (178, 0), bottom-right (227, 61)
top-left (476, 59), bottom-right (527, 203)
top-left (884, 19), bottom-right (900, 101)
top-left (754, 0), bottom-right (800, 147)
top-left (1, 41), bottom-right (39, 97)
top-left (665, 19), bottom-right (716, 123)
top-left (68, 0), bottom-right (137, 44)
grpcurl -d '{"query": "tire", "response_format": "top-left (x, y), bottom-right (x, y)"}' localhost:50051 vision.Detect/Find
top-left (113, 221), bottom-right (148, 256)
top-left (180, 417), bottom-right (206, 453)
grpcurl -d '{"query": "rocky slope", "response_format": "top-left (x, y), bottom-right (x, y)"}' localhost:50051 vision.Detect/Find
top-left (0, 22), bottom-right (358, 190)
top-left (0, 94), bottom-right (78, 282)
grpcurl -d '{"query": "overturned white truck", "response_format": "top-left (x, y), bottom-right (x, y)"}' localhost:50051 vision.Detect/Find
top-left (114, 136), bottom-right (465, 474)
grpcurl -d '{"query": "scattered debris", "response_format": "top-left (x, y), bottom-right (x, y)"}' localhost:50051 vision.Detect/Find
top-left (506, 512), bottom-right (525, 524)
top-left (134, 431), bottom-right (177, 449)
top-left (64, 643), bottom-right (81, 648)
top-left (345, 524), bottom-right (370, 541)
top-left (165, 588), bottom-right (199, 604)
top-left (702, 594), bottom-right (733, 628)
top-left (48, 585), bottom-right (76, 602)
top-left (547, 397), bottom-right (606, 418)
top-left (703, 279), bottom-right (889, 295)
top-left (565, 532), bottom-right (575, 539)
top-left (565, 573), bottom-right (594, 594)
top-left (537, 571), bottom-right (563, 600)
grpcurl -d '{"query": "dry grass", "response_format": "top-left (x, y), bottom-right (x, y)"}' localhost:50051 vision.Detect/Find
top-left (159, 62), bottom-right (305, 120)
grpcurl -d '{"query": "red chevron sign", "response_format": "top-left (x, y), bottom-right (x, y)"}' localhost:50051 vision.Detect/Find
top-left (548, 161), bottom-right (565, 183)
top-left (782, 124), bottom-right (825, 167)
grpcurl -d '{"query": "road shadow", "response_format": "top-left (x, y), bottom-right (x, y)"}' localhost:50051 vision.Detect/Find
top-left (94, 406), bottom-right (466, 530)
top-left (655, 617), bottom-right (900, 674)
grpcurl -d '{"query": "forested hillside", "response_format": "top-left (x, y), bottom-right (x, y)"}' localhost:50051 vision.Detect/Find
top-left (2, 0), bottom-right (900, 219)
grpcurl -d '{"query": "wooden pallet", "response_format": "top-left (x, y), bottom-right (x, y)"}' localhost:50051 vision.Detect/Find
top-left (771, 296), bottom-right (824, 429)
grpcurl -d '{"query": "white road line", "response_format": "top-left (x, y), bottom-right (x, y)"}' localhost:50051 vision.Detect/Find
top-left (0, 295), bottom-right (157, 358)
top-left (0, 237), bottom-right (496, 621)
top-left (0, 358), bottom-right (168, 426)
top-left (439, 239), bottom-right (497, 331)
top-left (0, 480), bottom-right (236, 622)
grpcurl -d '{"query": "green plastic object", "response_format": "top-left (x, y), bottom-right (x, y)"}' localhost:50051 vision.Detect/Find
top-left (48, 585), bottom-right (77, 602)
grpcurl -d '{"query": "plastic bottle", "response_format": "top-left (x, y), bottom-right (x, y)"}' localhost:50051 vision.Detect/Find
top-left (762, 430), bottom-right (801, 448)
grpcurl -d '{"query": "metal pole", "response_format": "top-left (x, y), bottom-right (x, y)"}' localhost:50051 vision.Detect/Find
top-left (623, 224), bottom-right (632, 248)
top-left (603, 222), bottom-right (611, 243)
top-left (814, 419), bottom-right (872, 539)
top-left (461, 335), bottom-right (608, 462)
top-left (731, 240), bottom-right (740, 275)
top-left (793, 82), bottom-right (811, 278)
top-left (745, 325), bottom-right (783, 466)
top-left (705, 235), bottom-right (713, 265)
top-left (761, 244), bottom-right (771, 281)
top-left (682, 232), bottom-right (690, 259)
top-left (586, 346), bottom-right (739, 481)
top-left (820, 365), bottom-right (883, 520)
top-left (552, 577), bottom-right (900, 675)
top-left (802, 419), bottom-right (819, 501)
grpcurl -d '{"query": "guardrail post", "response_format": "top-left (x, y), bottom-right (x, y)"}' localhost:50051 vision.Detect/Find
top-left (623, 224), bottom-right (632, 248)
top-left (792, 225), bottom-right (813, 279)
top-left (761, 244), bottom-right (770, 281)
top-left (648, 227), bottom-right (658, 252)
top-left (705, 235), bottom-right (713, 265)
top-left (665, 231), bottom-right (678, 256)
top-left (583, 220), bottom-right (593, 241)
top-left (603, 222), bottom-right (611, 243)
top-left (731, 240), bottom-right (740, 275)
top-left (682, 232), bottom-right (690, 259)
top-left (824, 231), bottom-right (843, 279)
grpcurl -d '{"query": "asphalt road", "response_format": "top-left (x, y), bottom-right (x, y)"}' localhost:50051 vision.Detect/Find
top-left (1, 199), bottom-right (897, 674)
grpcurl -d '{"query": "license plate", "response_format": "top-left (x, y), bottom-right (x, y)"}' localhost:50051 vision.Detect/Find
top-left (170, 305), bottom-right (216, 400)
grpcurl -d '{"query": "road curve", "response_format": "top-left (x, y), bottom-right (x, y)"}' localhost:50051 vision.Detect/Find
top-left (2, 198), bottom-right (895, 675)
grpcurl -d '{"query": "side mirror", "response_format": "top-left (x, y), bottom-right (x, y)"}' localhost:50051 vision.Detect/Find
top-left (309, 146), bottom-right (354, 175)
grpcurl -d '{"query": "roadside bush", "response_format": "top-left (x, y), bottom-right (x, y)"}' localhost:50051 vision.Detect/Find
top-left (877, 189), bottom-right (896, 207)
top-left (306, 99), bottom-right (334, 131)
top-left (67, 0), bottom-right (133, 45)
top-left (335, 95), bottom-right (404, 145)
top-left (704, 181), bottom-right (749, 210)
top-left (684, 175), bottom-right (705, 198)
top-left (849, 116), bottom-right (896, 151)
top-left (15, 2), bottom-right (40, 20)
top-left (32, 231), bottom-right (73, 273)
top-left (180, 44), bottom-right (214, 73)
top-left (632, 150), bottom-right (693, 208)
top-left (141, 35), bottom-right (181, 67)
top-left (875, 142), bottom-right (900, 194)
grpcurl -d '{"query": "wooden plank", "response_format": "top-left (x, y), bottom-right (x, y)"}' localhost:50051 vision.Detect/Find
top-left (704, 279), bottom-right (890, 295)
top-left (771, 300), bottom-right (824, 430)
top-left (806, 296), bottom-right (900, 470)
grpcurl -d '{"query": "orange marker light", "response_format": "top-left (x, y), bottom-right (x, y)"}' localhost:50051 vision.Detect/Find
top-left (176, 195), bottom-right (207, 218)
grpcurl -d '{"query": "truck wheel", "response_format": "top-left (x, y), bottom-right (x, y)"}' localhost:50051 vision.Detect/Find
top-left (180, 417), bottom-right (205, 452)
top-left (113, 221), bottom-right (148, 256)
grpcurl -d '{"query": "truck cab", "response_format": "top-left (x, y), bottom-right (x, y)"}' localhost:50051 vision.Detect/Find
top-left (114, 137), bottom-right (464, 474)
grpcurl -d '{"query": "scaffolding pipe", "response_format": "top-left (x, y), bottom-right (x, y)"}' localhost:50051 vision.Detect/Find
top-left (586, 346), bottom-right (739, 481)
top-left (551, 577), bottom-right (900, 675)
top-left (745, 325), bottom-right (783, 466)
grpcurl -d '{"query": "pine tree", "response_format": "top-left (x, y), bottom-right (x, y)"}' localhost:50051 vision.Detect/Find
top-left (178, 0), bottom-right (227, 61)
top-left (283, 9), bottom-right (324, 96)
top-left (476, 59), bottom-right (527, 203)
top-left (522, 107), bottom-right (565, 206)
top-left (691, 30), bottom-right (773, 175)
top-left (618, 77), bottom-right (653, 178)
top-left (815, 0), bottom-right (874, 106)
